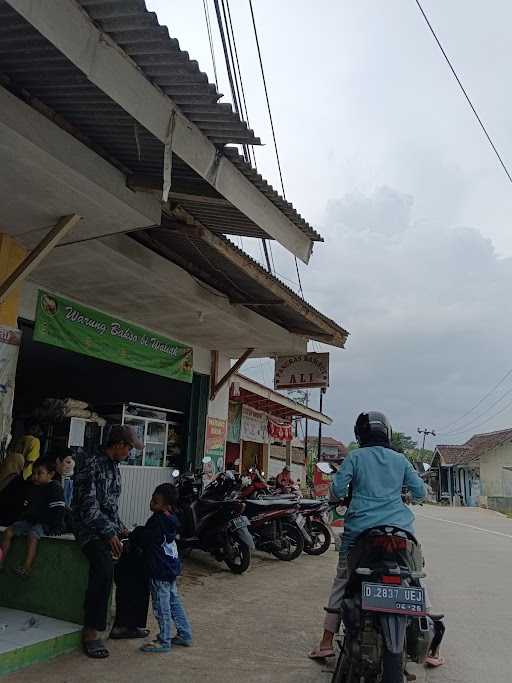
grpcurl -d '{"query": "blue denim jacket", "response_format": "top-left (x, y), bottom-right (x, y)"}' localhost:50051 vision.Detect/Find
top-left (333, 446), bottom-right (426, 555)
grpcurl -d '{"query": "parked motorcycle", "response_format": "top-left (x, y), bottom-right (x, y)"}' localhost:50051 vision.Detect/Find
top-left (244, 496), bottom-right (305, 560)
top-left (174, 468), bottom-right (254, 574)
top-left (299, 499), bottom-right (332, 555)
top-left (239, 467), bottom-right (309, 559)
top-left (331, 525), bottom-right (435, 683)
top-left (242, 466), bottom-right (333, 556)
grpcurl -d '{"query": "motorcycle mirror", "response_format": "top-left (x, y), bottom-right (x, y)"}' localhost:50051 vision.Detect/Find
top-left (316, 462), bottom-right (334, 475)
top-left (422, 462), bottom-right (431, 472)
top-left (171, 469), bottom-right (180, 478)
top-left (202, 456), bottom-right (212, 464)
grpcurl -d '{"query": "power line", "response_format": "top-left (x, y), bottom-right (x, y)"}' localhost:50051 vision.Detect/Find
top-left (414, 0), bottom-right (512, 186)
top-left (248, 0), bottom-right (306, 298)
top-left (294, 256), bottom-right (305, 299)
top-left (437, 367), bottom-right (512, 433)
top-left (439, 382), bottom-right (512, 437)
top-left (440, 393), bottom-right (512, 438)
top-left (202, 0), bottom-right (219, 89)
top-left (248, 0), bottom-right (286, 196)
top-left (225, 0), bottom-right (258, 169)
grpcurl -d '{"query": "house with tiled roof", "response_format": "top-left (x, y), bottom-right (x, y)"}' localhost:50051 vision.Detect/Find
top-left (431, 428), bottom-right (512, 511)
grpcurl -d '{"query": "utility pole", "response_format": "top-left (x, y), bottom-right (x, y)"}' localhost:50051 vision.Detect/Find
top-left (317, 387), bottom-right (327, 462)
top-left (417, 427), bottom-right (436, 462)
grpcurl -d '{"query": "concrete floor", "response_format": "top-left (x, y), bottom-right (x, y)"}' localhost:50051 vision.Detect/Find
top-left (2, 548), bottom-right (338, 683)
top-left (3, 507), bottom-right (510, 682)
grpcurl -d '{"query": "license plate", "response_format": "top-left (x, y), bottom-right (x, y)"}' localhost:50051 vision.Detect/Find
top-left (296, 513), bottom-right (306, 529)
top-left (229, 516), bottom-right (249, 531)
top-left (362, 582), bottom-right (426, 616)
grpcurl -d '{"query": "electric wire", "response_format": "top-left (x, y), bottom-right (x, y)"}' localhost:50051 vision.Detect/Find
top-left (248, 0), bottom-right (305, 298)
top-left (437, 367), bottom-right (512, 433)
top-left (439, 394), bottom-right (512, 438)
top-left (213, 0), bottom-right (242, 119)
top-left (203, 0), bottom-right (219, 89)
top-left (415, 0), bottom-right (512, 186)
top-left (439, 382), bottom-right (512, 437)
top-left (225, 0), bottom-right (258, 169)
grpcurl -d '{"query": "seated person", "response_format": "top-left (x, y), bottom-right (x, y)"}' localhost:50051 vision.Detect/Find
top-left (0, 459), bottom-right (65, 577)
top-left (0, 449), bottom-right (25, 493)
top-left (276, 465), bottom-right (296, 491)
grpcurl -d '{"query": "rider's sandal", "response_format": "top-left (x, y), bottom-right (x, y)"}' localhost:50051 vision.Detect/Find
top-left (308, 647), bottom-right (335, 659)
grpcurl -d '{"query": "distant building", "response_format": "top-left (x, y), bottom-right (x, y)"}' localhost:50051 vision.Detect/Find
top-left (431, 428), bottom-right (512, 512)
top-left (307, 436), bottom-right (348, 464)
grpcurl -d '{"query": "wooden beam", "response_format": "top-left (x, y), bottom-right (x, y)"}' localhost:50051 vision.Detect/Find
top-left (210, 348), bottom-right (254, 400)
top-left (287, 329), bottom-right (336, 343)
top-left (230, 298), bottom-right (284, 306)
top-left (168, 214), bottom-right (348, 348)
top-left (0, 214), bottom-right (81, 303)
top-left (128, 177), bottom-right (232, 209)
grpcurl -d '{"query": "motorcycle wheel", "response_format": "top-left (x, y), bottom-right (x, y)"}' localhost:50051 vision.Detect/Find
top-left (382, 650), bottom-right (403, 683)
top-left (331, 653), bottom-right (356, 683)
top-left (303, 520), bottom-right (331, 556)
top-left (224, 534), bottom-right (251, 574)
top-left (270, 522), bottom-right (304, 561)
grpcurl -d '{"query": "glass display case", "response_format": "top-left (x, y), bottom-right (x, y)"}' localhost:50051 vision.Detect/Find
top-left (103, 402), bottom-right (184, 468)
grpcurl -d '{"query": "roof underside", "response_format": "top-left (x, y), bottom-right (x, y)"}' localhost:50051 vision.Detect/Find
top-left (133, 223), bottom-right (348, 348)
top-left (0, 0), bottom-right (322, 243)
top-left (231, 376), bottom-right (331, 424)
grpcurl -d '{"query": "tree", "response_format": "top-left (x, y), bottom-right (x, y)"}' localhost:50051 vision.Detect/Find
top-left (391, 432), bottom-right (417, 454)
top-left (347, 441), bottom-right (359, 452)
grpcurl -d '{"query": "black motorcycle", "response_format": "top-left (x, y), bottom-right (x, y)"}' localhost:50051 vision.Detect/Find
top-left (331, 526), bottom-right (435, 683)
top-left (175, 471), bottom-right (254, 574)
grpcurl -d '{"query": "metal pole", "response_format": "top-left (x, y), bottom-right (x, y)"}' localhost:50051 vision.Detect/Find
top-left (304, 391), bottom-right (309, 463)
top-left (317, 388), bottom-right (325, 462)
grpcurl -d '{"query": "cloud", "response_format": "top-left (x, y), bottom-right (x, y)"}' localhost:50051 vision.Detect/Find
top-left (300, 186), bottom-right (512, 445)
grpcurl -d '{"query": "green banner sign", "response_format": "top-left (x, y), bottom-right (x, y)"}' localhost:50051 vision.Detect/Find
top-left (34, 291), bottom-right (193, 383)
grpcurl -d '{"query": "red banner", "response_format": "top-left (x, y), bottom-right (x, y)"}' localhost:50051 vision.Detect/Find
top-left (267, 417), bottom-right (292, 442)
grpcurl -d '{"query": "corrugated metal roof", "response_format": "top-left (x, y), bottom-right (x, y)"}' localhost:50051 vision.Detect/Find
top-left (132, 224), bottom-right (348, 347)
top-left (435, 428), bottom-right (512, 465)
top-left (78, 0), bottom-right (260, 146)
top-left (0, 0), bottom-right (322, 243)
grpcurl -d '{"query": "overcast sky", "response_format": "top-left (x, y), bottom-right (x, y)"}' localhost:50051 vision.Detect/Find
top-left (150, 0), bottom-right (512, 447)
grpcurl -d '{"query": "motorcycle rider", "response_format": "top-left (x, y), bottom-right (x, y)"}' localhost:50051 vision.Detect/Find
top-left (309, 411), bottom-right (427, 660)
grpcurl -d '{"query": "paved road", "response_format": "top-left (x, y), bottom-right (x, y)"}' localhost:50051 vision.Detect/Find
top-left (416, 506), bottom-right (512, 683)
top-left (4, 507), bottom-right (510, 682)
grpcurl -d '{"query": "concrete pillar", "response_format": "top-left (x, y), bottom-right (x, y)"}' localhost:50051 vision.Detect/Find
top-left (261, 441), bottom-right (271, 479)
top-left (0, 234), bottom-right (27, 326)
top-left (285, 441), bottom-right (293, 469)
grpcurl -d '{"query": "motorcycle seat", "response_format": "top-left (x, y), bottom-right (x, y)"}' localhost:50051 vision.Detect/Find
top-left (245, 498), bottom-right (295, 509)
top-left (299, 500), bottom-right (324, 508)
